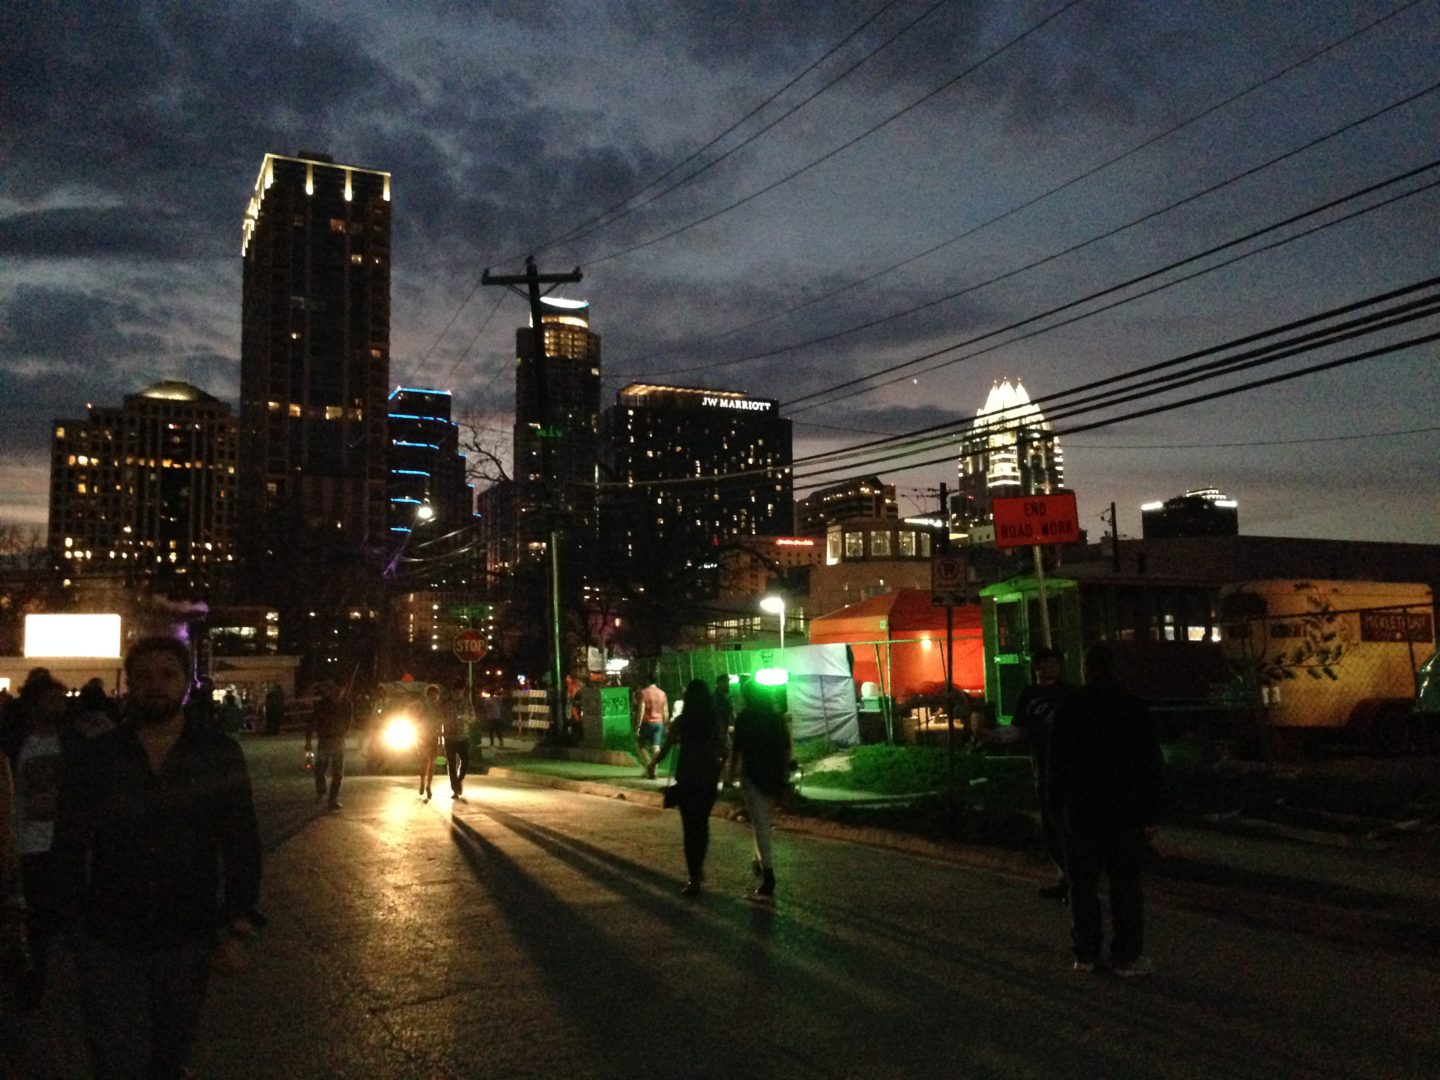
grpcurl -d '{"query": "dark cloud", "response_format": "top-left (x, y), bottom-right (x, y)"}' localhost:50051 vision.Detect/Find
top-left (0, 206), bottom-right (203, 260)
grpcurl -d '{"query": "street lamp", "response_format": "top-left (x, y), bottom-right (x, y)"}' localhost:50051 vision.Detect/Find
top-left (760, 594), bottom-right (786, 649)
top-left (384, 500), bottom-right (434, 579)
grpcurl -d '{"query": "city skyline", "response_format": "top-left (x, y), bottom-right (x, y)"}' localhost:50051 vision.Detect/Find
top-left (2, 2), bottom-right (1437, 545)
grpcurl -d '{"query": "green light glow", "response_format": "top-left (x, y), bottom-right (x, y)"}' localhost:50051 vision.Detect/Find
top-left (754, 667), bottom-right (789, 686)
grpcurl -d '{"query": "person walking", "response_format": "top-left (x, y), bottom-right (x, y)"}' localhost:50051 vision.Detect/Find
top-left (443, 688), bottom-right (473, 801)
top-left (652, 680), bottom-right (729, 898)
top-left (635, 677), bottom-right (668, 779)
top-left (1011, 646), bottom-right (1072, 901)
top-left (64, 635), bottom-right (262, 1078)
top-left (1046, 643), bottom-right (1164, 976)
top-left (482, 693), bottom-right (505, 748)
top-left (417, 684), bottom-right (445, 802)
top-left (305, 681), bottom-right (350, 810)
top-left (726, 682), bottom-right (790, 905)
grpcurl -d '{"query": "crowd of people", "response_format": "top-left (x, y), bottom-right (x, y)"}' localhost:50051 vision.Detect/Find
top-left (1, 637), bottom-right (262, 1079)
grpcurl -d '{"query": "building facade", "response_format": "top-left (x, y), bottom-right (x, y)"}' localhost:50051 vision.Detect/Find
top-left (386, 386), bottom-right (475, 586)
top-left (1141, 487), bottom-right (1240, 539)
top-left (512, 296), bottom-right (601, 555)
top-left (49, 380), bottom-right (237, 598)
top-left (606, 383), bottom-right (793, 586)
top-left (796, 475), bottom-right (898, 536)
top-left (239, 151), bottom-right (392, 559)
top-left (955, 379), bottom-right (1065, 541)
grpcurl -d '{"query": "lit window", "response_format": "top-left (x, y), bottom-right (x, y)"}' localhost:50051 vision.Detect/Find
top-left (330, 218), bottom-right (346, 233)
top-left (870, 532), bottom-right (891, 557)
top-left (325, 406), bottom-right (343, 420)
top-left (288, 404), bottom-right (302, 418)
top-left (899, 532), bottom-right (917, 557)
top-left (844, 532), bottom-right (864, 558)
top-left (350, 254), bottom-right (363, 264)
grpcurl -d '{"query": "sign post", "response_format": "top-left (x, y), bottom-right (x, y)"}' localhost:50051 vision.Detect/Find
top-left (453, 629), bottom-right (487, 726)
top-left (991, 492), bottom-right (1080, 650)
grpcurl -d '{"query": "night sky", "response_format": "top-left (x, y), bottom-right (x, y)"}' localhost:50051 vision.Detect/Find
top-left (2, 0), bottom-right (1437, 542)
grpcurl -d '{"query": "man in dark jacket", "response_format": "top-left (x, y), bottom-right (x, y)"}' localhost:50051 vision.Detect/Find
top-left (306, 680), bottom-right (350, 809)
top-left (65, 635), bottom-right (262, 1078)
top-left (1046, 643), bottom-right (1163, 976)
top-left (1010, 646), bottom-right (1071, 900)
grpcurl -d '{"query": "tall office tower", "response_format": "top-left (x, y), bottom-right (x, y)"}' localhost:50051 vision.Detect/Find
top-left (512, 296), bottom-right (601, 556)
top-left (49, 380), bottom-right (237, 598)
top-left (239, 151), bottom-right (392, 560)
top-left (605, 384), bottom-right (793, 600)
top-left (386, 386), bottom-right (475, 587)
top-left (796, 475), bottom-right (898, 535)
top-left (240, 152), bottom-right (390, 670)
top-left (956, 378), bottom-right (1065, 539)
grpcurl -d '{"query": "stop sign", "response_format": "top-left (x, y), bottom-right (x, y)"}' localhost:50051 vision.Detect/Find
top-left (453, 629), bottom-right (487, 663)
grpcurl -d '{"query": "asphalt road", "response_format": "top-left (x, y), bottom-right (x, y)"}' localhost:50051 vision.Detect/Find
top-left (188, 735), bottom-right (1439, 1079)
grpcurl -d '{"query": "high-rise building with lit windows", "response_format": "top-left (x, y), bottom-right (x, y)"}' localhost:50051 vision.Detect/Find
top-left (512, 296), bottom-right (601, 555)
top-left (386, 386), bottom-right (475, 587)
top-left (49, 380), bottom-right (237, 598)
top-left (956, 379), bottom-right (1065, 540)
top-left (605, 384), bottom-right (793, 597)
top-left (239, 151), bottom-right (392, 554)
top-left (239, 151), bottom-right (391, 674)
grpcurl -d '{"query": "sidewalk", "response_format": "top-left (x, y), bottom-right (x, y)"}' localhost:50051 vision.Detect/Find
top-left (479, 739), bottom-right (1440, 961)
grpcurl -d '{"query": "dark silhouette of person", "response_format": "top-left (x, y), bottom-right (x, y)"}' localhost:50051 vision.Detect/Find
top-left (652, 680), bottom-right (728, 897)
top-left (1046, 643), bottom-right (1163, 975)
top-left (1010, 646), bottom-right (1072, 900)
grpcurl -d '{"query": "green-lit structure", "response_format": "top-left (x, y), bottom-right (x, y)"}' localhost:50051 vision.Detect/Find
top-left (980, 576), bottom-right (1082, 724)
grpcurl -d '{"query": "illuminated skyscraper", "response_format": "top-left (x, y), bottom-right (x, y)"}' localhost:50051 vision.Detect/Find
top-left (239, 151), bottom-right (392, 556)
top-left (512, 295), bottom-right (601, 555)
top-left (239, 151), bottom-right (391, 671)
top-left (49, 380), bottom-right (237, 598)
top-left (956, 379), bottom-right (1065, 538)
top-left (605, 384), bottom-right (793, 598)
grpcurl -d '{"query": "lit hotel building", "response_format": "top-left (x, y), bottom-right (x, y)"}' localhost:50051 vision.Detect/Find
top-left (239, 151), bottom-right (392, 556)
top-left (606, 384), bottom-right (793, 596)
top-left (49, 380), bottom-right (237, 598)
top-left (956, 378), bottom-right (1065, 541)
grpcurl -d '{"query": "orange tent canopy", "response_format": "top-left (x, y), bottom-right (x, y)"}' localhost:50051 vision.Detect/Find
top-left (809, 589), bottom-right (984, 700)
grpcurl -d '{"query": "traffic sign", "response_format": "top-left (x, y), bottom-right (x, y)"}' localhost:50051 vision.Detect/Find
top-left (991, 493), bottom-right (1079, 550)
top-left (931, 553), bottom-right (971, 607)
top-left (453, 629), bottom-right (488, 663)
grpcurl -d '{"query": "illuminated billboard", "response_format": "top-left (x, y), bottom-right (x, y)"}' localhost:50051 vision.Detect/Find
top-left (24, 614), bottom-right (123, 659)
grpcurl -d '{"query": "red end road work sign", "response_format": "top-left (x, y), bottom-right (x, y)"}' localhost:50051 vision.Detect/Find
top-left (991, 493), bottom-right (1080, 549)
top-left (453, 629), bottom-right (488, 663)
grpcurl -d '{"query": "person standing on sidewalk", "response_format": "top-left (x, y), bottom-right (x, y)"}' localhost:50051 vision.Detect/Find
top-left (64, 635), bottom-right (262, 1078)
top-left (635, 678), bottom-right (668, 779)
top-left (305, 681), bottom-right (349, 810)
top-left (1011, 646), bottom-right (1072, 901)
top-left (1047, 643), bottom-right (1163, 976)
top-left (727, 682), bottom-right (790, 905)
top-left (652, 680), bottom-right (728, 898)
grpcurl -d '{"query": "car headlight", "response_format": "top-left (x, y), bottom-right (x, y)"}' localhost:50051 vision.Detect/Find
top-left (380, 714), bottom-right (418, 751)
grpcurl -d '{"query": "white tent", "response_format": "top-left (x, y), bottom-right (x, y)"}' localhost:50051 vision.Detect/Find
top-left (656, 643), bottom-right (860, 747)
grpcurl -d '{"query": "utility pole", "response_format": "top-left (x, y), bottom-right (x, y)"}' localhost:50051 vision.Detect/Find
top-left (939, 482), bottom-right (958, 785)
top-left (1018, 434), bottom-right (1053, 649)
top-left (482, 256), bottom-right (583, 744)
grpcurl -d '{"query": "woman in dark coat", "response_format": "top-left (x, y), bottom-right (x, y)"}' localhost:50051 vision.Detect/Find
top-left (653, 680), bottom-right (728, 898)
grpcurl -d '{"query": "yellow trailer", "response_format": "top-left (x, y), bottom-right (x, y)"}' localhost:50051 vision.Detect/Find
top-left (1219, 580), bottom-right (1435, 752)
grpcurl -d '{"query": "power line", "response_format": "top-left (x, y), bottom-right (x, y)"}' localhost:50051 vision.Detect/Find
top-left (524, 0), bottom-right (922, 258)
top-left (783, 155), bottom-right (1440, 412)
top-left (606, 0), bottom-right (1429, 376)
top-left (583, 0), bottom-right (1087, 267)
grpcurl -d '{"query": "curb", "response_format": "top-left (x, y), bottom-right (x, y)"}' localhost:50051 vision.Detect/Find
top-left (485, 765), bottom-right (1440, 962)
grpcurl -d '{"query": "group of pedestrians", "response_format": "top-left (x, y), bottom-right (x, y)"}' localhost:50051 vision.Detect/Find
top-left (644, 674), bottom-right (791, 906)
top-left (1013, 643), bottom-right (1165, 975)
top-left (1, 636), bottom-right (262, 1078)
